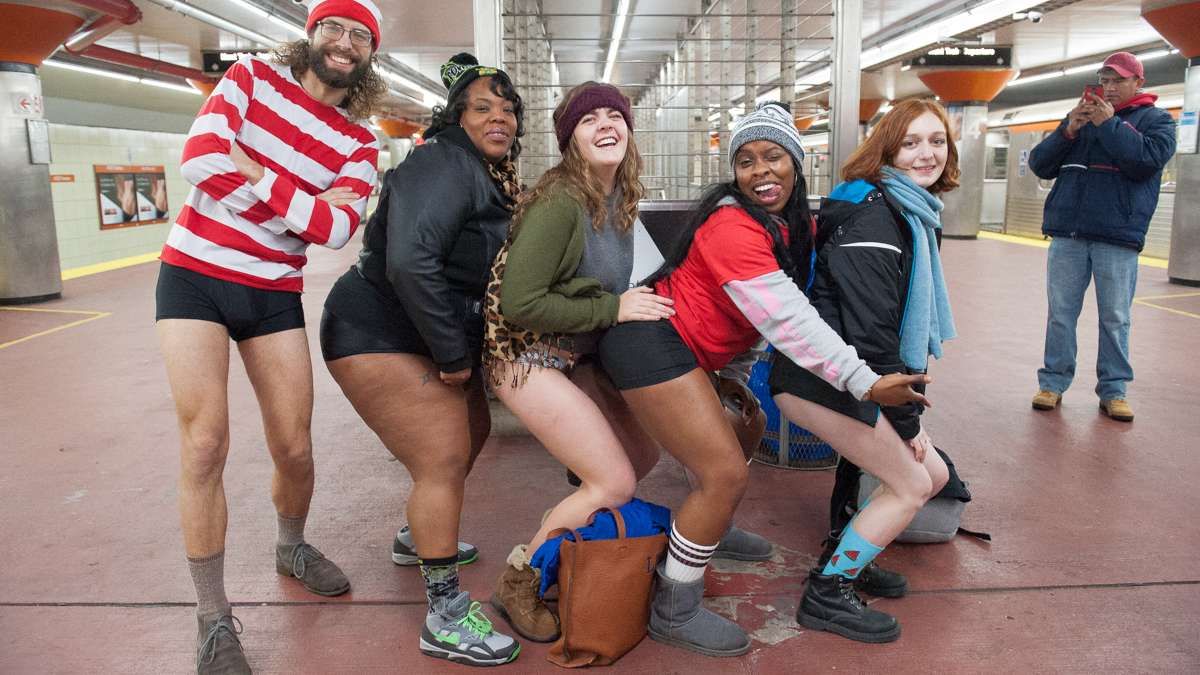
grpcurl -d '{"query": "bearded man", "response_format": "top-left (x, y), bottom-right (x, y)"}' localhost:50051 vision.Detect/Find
top-left (153, 1), bottom-right (385, 672)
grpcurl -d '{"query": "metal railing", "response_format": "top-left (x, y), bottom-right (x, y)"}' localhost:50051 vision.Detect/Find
top-left (500, 0), bottom-right (842, 199)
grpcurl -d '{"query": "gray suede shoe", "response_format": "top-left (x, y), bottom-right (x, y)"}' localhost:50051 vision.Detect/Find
top-left (276, 542), bottom-right (350, 597)
top-left (196, 614), bottom-right (251, 674)
top-left (647, 564), bottom-right (750, 656)
top-left (712, 526), bottom-right (774, 561)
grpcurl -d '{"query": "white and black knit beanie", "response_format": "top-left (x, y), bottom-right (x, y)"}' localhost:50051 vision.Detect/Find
top-left (729, 101), bottom-right (805, 169)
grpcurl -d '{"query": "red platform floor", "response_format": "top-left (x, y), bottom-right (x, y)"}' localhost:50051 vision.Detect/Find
top-left (2, 234), bottom-right (1198, 674)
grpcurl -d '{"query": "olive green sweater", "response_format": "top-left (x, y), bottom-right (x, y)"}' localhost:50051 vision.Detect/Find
top-left (499, 187), bottom-right (621, 334)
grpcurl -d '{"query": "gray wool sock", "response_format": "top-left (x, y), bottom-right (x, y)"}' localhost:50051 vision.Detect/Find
top-left (277, 513), bottom-right (307, 548)
top-left (187, 551), bottom-right (231, 620)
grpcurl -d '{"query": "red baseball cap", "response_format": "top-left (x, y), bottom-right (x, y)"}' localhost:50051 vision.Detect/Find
top-left (1098, 52), bottom-right (1143, 79)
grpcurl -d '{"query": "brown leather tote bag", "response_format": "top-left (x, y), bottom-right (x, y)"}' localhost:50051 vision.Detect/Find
top-left (546, 509), bottom-right (668, 667)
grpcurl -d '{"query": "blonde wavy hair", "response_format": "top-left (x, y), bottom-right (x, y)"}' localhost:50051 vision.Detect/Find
top-left (511, 82), bottom-right (644, 234)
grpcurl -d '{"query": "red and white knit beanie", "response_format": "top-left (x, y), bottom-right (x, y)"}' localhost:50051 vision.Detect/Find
top-left (306, 0), bottom-right (383, 48)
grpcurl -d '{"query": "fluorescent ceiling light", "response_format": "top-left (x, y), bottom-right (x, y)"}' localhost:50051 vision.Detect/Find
top-left (379, 69), bottom-right (446, 108)
top-left (141, 78), bottom-right (204, 95)
top-left (1063, 62), bottom-right (1102, 76)
top-left (221, 0), bottom-right (269, 19)
top-left (1138, 49), bottom-right (1173, 61)
top-left (146, 0), bottom-right (276, 46)
top-left (269, 15), bottom-right (308, 39)
top-left (863, 0), bottom-right (1043, 69)
top-left (1008, 71), bottom-right (1065, 86)
top-left (43, 59), bottom-right (202, 94)
top-left (43, 59), bottom-right (139, 83)
top-left (601, 0), bottom-right (631, 83)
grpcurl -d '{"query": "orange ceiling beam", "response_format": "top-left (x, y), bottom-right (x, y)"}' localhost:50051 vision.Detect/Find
top-left (859, 98), bottom-right (884, 123)
top-left (1142, 1), bottom-right (1200, 57)
top-left (377, 118), bottom-right (425, 138)
top-left (0, 4), bottom-right (84, 65)
top-left (917, 69), bottom-right (1017, 104)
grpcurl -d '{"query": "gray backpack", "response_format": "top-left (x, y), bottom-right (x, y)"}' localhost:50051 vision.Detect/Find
top-left (856, 448), bottom-right (987, 544)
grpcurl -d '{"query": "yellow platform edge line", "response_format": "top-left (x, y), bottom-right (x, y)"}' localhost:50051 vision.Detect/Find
top-left (1134, 291), bottom-right (1200, 302)
top-left (0, 306), bottom-right (108, 316)
top-left (1132, 299), bottom-right (1200, 319)
top-left (975, 231), bottom-right (1168, 269)
top-left (61, 252), bottom-right (160, 281)
top-left (0, 312), bottom-right (113, 350)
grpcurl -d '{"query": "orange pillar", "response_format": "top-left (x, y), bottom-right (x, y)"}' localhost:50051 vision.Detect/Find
top-left (916, 69), bottom-right (1016, 239)
top-left (1142, 0), bottom-right (1200, 284)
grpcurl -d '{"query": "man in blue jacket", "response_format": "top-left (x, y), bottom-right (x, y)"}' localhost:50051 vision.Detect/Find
top-left (1028, 51), bottom-right (1176, 422)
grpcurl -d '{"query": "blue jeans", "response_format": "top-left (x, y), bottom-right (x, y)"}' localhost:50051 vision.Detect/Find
top-left (1038, 237), bottom-right (1138, 400)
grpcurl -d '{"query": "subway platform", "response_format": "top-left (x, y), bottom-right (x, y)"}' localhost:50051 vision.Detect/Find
top-left (1, 232), bottom-right (1197, 674)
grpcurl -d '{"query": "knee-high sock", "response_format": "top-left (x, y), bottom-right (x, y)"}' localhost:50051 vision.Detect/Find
top-left (821, 521), bottom-right (883, 579)
top-left (664, 521), bottom-right (717, 584)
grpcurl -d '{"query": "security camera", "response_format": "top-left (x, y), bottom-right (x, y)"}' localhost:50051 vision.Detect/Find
top-left (1027, 11), bottom-right (1043, 23)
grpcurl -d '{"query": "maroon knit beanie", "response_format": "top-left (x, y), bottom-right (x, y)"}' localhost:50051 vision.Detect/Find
top-left (554, 84), bottom-right (633, 153)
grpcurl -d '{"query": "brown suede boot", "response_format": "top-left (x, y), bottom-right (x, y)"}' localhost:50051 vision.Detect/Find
top-left (490, 545), bottom-right (560, 643)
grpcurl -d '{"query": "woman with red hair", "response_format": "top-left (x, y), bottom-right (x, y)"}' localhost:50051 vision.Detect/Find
top-left (770, 98), bottom-right (960, 643)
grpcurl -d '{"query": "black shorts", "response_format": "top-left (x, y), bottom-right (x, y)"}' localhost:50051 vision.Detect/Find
top-left (320, 267), bottom-right (483, 364)
top-left (598, 319), bottom-right (698, 390)
top-left (769, 352), bottom-right (878, 427)
top-left (319, 309), bottom-right (431, 361)
top-left (154, 262), bottom-right (304, 342)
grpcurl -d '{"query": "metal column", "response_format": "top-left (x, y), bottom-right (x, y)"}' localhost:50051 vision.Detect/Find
top-left (0, 63), bottom-right (62, 304)
top-left (941, 103), bottom-right (989, 239)
top-left (829, 0), bottom-right (862, 182)
top-left (1168, 58), bottom-right (1200, 285)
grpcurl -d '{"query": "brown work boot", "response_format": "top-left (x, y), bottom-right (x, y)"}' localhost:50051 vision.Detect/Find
top-left (1100, 399), bottom-right (1134, 422)
top-left (1032, 390), bottom-right (1062, 410)
top-left (490, 544), bottom-right (560, 642)
top-left (196, 614), bottom-right (251, 674)
top-left (275, 542), bottom-right (350, 596)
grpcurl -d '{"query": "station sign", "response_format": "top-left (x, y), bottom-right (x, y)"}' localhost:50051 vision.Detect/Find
top-left (202, 50), bottom-right (273, 76)
top-left (909, 46), bottom-right (1012, 68)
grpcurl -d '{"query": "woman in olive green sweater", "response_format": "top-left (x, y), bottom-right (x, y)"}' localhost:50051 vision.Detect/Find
top-left (482, 82), bottom-right (673, 643)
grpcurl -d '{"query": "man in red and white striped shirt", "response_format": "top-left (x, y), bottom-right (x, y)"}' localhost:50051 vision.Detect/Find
top-left (153, 1), bottom-right (385, 671)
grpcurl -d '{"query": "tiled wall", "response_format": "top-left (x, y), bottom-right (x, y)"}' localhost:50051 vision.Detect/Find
top-left (48, 124), bottom-right (187, 270)
top-left (47, 123), bottom-right (383, 271)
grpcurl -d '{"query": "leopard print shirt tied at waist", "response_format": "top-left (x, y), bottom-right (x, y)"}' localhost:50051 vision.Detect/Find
top-left (481, 241), bottom-right (578, 388)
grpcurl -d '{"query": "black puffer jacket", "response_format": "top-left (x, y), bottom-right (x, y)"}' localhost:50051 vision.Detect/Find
top-left (356, 126), bottom-right (513, 371)
top-left (808, 184), bottom-right (922, 439)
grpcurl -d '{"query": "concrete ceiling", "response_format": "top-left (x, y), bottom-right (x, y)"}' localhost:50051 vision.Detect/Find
top-left (32, 0), bottom-right (1187, 130)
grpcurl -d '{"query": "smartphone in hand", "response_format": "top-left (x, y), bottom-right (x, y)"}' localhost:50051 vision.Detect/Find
top-left (1082, 84), bottom-right (1104, 102)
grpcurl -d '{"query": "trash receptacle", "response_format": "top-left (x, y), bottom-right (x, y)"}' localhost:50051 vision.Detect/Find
top-left (747, 348), bottom-right (837, 470)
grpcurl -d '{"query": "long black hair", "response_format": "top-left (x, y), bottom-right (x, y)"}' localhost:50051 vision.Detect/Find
top-left (423, 71), bottom-right (526, 161)
top-left (641, 167), bottom-right (814, 288)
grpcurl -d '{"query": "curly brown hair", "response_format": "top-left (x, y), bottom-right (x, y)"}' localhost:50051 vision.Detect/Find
top-left (841, 97), bottom-right (961, 193)
top-left (511, 82), bottom-right (644, 234)
top-left (272, 39), bottom-right (387, 122)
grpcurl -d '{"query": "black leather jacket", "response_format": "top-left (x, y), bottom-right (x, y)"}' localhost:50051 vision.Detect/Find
top-left (356, 126), bottom-right (513, 372)
top-left (810, 186), bottom-right (923, 439)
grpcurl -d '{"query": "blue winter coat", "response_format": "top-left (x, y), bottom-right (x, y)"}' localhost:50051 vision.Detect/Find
top-left (1028, 96), bottom-right (1176, 252)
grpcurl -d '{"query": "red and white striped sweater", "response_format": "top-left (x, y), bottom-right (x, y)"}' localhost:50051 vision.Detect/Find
top-left (161, 55), bottom-right (379, 292)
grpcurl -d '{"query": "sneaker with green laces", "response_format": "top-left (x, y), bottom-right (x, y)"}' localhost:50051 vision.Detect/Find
top-left (420, 591), bottom-right (521, 667)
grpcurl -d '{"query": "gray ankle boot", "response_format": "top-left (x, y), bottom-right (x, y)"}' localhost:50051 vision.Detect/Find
top-left (647, 564), bottom-right (751, 657)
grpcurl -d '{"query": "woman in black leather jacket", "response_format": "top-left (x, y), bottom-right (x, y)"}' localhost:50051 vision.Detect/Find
top-left (319, 54), bottom-right (524, 667)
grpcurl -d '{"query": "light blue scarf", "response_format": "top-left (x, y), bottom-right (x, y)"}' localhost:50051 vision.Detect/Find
top-left (879, 166), bottom-right (956, 370)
